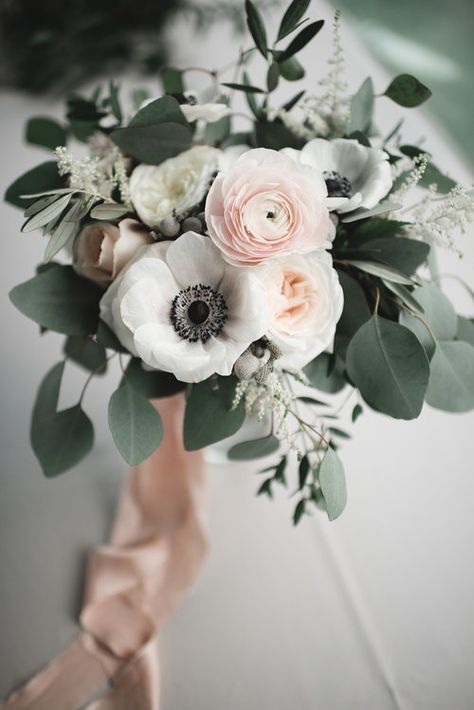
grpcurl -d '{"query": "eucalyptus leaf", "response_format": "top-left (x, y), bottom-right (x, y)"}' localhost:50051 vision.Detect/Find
top-left (304, 353), bottom-right (346, 394)
top-left (108, 383), bottom-right (163, 465)
top-left (5, 161), bottom-right (64, 209)
top-left (112, 122), bottom-right (192, 165)
top-left (9, 265), bottom-right (101, 335)
top-left (64, 336), bottom-right (107, 374)
top-left (341, 202), bottom-right (402, 223)
top-left (456, 316), bottom-right (474, 346)
top-left (382, 280), bottom-right (425, 314)
top-left (277, 20), bottom-right (324, 62)
top-left (228, 434), bottom-right (280, 460)
top-left (266, 62), bottom-right (280, 92)
top-left (124, 357), bottom-right (186, 398)
top-left (277, 0), bottom-right (310, 41)
top-left (96, 320), bottom-right (128, 353)
top-left (245, 0), bottom-right (268, 59)
top-left (334, 271), bottom-right (370, 355)
top-left (384, 74), bottom-right (432, 108)
top-left (347, 77), bottom-right (374, 134)
top-left (319, 447), bottom-right (347, 521)
top-left (129, 95), bottom-right (187, 128)
top-left (31, 361), bottom-right (65, 456)
top-left (162, 68), bottom-right (184, 95)
top-left (346, 315), bottom-right (430, 419)
top-left (278, 56), bottom-right (305, 81)
top-left (345, 237), bottom-right (429, 275)
top-left (184, 376), bottom-right (245, 450)
top-left (426, 341), bottom-right (474, 412)
top-left (399, 282), bottom-right (457, 358)
top-left (26, 117), bottom-right (67, 151)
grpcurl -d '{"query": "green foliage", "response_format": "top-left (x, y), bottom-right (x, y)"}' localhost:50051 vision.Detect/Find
top-left (293, 498), bottom-right (306, 525)
top-left (25, 117), bottom-right (67, 151)
top-left (9, 265), bottom-right (102, 336)
top-left (346, 314), bottom-right (430, 419)
top-left (4, 161), bottom-right (64, 209)
top-left (347, 77), bottom-right (374, 134)
top-left (162, 68), bottom-right (184, 94)
top-left (334, 271), bottom-right (370, 355)
top-left (457, 316), bottom-right (474, 346)
top-left (266, 62), bottom-right (280, 92)
top-left (64, 336), bottom-right (107, 374)
top-left (245, 0), bottom-right (268, 59)
top-left (341, 202), bottom-right (402, 223)
top-left (228, 434), bottom-right (280, 460)
top-left (123, 357), bottom-right (186, 398)
top-left (342, 237), bottom-right (429, 276)
top-left (298, 454), bottom-right (310, 488)
top-left (384, 74), bottom-right (432, 108)
top-left (108, 382), bottom-right (164, 465)
top-left (31, 362), bottom-right (94, 477)
top-left (277, 20), bottom-right (324, 62)
top-left (255, 120), bottom-right (303, 150)
top-left (96, 320), bottom-right (128, 352)
top-left (277, 0), bottom-right (310, 41)
top-left (318, 447), bottom-right (347, 521)
top-left (183, 376), bottom-right (245, 450)
top-left (282, 89), bottom-right (306, 111)
top-left (278, 56), bottom-right (305, 81)
top-left (304, 353), bottom-right (346, 394)
top-left (345, 259), bottom-right (413, 285)
top-left (425, 341), bottom-right (474, 412)
top-left (351, 403), bottom-right (363, 423)
top-left (399, 282), bottom-right (457, 358)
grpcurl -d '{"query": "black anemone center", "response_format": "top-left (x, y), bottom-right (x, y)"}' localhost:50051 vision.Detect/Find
top-left (188, 300), bottom-right (210, 325)
top-left (323, 170), bottom-right (352, 198)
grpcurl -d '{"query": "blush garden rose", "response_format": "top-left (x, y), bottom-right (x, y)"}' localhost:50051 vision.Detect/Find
top-left (205, 148), bottom-right (334, 266)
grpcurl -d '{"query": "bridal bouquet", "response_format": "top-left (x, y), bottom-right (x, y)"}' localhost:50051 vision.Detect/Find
top-left (6, 0), bottom-right (474, 524)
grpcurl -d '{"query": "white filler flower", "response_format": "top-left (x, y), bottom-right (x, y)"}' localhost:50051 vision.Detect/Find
top-left (100, 233), bottom-right (269, 383)
top-left (288, 138), bottom-right (393, 213)
top-left (129, 145), bottom-right (223, 227)
top-left (261, 250), bottom-right (343, 370)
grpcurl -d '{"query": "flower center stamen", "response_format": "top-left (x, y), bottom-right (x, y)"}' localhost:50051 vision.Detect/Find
top-left (170, 284), bottom-right (228, 343)
top-left (323, 170), bottom-right (352, 198)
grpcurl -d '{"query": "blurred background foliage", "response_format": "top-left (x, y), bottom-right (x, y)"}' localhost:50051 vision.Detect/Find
top-left (330, 0), bottom-right (474, 167)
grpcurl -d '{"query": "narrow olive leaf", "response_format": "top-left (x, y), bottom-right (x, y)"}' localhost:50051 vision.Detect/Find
top-left (278, 56), bottom-right (305, 81)
top-left (24, 194), bottom-right (62, 219)
top-left (382, 280), bottom-right (425, 314)
top-left (9, 265), bottom-right (101, 335)
top-left (298, 455), bottom-right (310, 489)
top-left (183, 376), bottom-right (245, 450)
top-left (426, 341), bottom-right (474, 412)
top-left (258, 478), bottom-right (273, 498)
top-left (319, 447), bottom-right (347, 521)
top-left (64, 336), bottom-right (107, 374)
top-left (43, 196), bottom-right (94, 262)
top-left (293, 498), bottom-right (306, 525)
top-left (282, 89), bottom-right (306, 111)
top-left (108, 383), bottom-right (163, 465)
top-left (124, 357), bottom-right (185, 398)
top-left (245, 0), bottom-right (268, 59)
top-left (347, 77), bottom-right (374, 134)
top-left (304, 353), bottom-right (346, 394)
top-left (341, 202), bottom-right (402, 223)
top-left (21, 192), bottom-right (73, 232)
top-left (277, 0), bottom-right (310, 41)
top-left (456, 316), bottom-right (474, 346)
top-left (347, 260), bottom-right (413, 285)
top-left (329, 426), bottom-right (351, 440)
top-left (222, 82), bottom-right (265, 94)
top-left (350, 236), bottom-right (429, 275)
top-left (96, 320), bottom-right (128, 353)
top-left (228, 434), bottom-right (280, 461)
top-left (351, 403), bottom-right (363, 423)
top-left (108, 80), bottom-right (122, 123)
top-left (384, 74), bottom-right (432, 108)
top-left (277, 19), bottom-right (324, 62)
top-left (31, 361), bottom-right (65, 456)
top-left (26, 117), bottom-right (67, 151)
top-left (274, 455), bottom-right (288, 484)
top-left (346, 315), bottom-right (430, 419)
top-left (296, 395), bottom-right (328, 407)
top-left (334, 271), bottom-right (370, 356)
top-left (4, 161), bottom-right (64, 209)
top-left (266, 62), bottom-right (280, 92)
top-left (90, 203), bottom-right (130, 220)
top-left (399, 282), bottom-right (457, 359)
top-left (111, 122), bottom-right (192, 165)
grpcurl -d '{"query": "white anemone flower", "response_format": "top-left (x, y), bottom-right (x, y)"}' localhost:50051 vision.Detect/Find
top-left (287, 138), bottom-right (393, 213)
top-left (100, 233), bottom-right (269, 383)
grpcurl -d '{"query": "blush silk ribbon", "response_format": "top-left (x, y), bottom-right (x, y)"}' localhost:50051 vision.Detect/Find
top-left (1, 394), bottom-right (208, 709)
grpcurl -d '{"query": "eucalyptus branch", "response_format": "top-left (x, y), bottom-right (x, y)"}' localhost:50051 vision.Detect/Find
top-left (78, 353), bottom-right (116, 405)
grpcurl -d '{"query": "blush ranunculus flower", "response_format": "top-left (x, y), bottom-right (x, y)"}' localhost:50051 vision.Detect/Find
top-left (73, 218), bottom-right (153, 285)
top-left (205, 148), bottom-right (333, 267)
top-left (261, 251), bottom-right (343, 369)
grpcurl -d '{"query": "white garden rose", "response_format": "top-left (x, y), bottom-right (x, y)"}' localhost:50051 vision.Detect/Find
top-left (129, 145), bottom-right (224, 227)
top-left (260, 250), bottom-right (343, 370)
top-left (286, 138), bottom-right (393, 213)
top-left (100, 232), bottom-right (269, 383)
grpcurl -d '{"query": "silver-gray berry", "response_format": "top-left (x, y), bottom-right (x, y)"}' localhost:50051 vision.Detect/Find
top-left (159, 216), bottom-right (180, 237)
top-left (181, 216), bottom-right (203, 234)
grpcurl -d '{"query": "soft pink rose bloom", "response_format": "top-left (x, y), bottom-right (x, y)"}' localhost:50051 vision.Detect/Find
top-left (205, 148), bottom-right (333, 267)
top-left (261, 250), bottom-right (343, 369)
top-left (73, 218), bottom-right (153, 285)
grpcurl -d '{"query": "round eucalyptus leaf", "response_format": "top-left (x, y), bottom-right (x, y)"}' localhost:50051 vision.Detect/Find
top-left (426, 341), bottom-right (474, 412)
top-left (346, 314), bottom-right (430, 419)
top-left (34, 405), bottom-right (94, 478)
top-left (399, 282), bottom-right (457, 358)
top-left (319, 447), bottom-right (347, 521)
top-left (108, 383), bottom-right (163, 465)
top-left (228, 434), bottom-right (280, 461)
top-left (303, 353), bottom-right (346, 394)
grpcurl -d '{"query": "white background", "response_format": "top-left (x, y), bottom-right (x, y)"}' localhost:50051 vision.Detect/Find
top-left (0, 3), bottom-right (473, 708)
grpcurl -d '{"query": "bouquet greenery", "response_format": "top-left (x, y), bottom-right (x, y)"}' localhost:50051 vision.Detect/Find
top-left (6, 0), bottom-right (474, 524)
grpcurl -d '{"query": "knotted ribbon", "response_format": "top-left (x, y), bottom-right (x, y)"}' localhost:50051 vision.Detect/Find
top-left (1, 394), bottom-right (208, 709)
